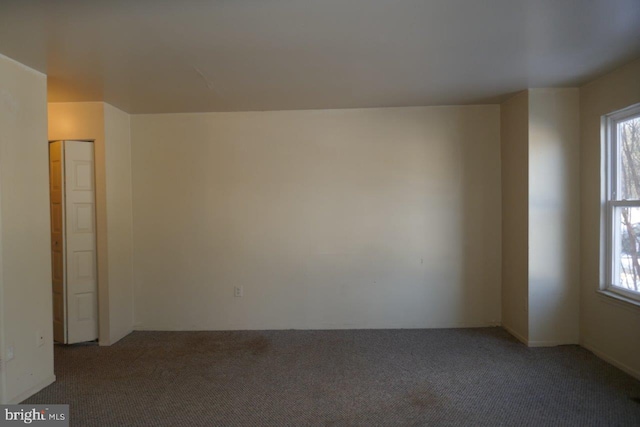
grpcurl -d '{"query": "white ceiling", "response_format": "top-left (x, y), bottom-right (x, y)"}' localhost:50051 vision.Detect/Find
top-left (1, 0), bottom-right (639, 114)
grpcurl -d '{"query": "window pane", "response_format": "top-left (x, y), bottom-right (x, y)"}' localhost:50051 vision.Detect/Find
top-left (615, 206), bottom-right (640, 293)
top-left (619, 117), bottom-right (640, 200)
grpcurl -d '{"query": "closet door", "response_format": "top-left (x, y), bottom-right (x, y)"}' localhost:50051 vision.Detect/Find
top-left (64, 141), bottom-right (98, 344)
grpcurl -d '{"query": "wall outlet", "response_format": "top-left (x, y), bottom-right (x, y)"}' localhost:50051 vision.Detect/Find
top-left (6, 346), bottom-right (14, 361)
top-left (234, 286), bottom-right (243, 297)
top-left (36, 331), bottom-right (45, 347)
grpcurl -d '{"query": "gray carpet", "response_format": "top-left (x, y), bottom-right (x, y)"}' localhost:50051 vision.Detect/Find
top-left (24, 328), bottom-right (640, 426)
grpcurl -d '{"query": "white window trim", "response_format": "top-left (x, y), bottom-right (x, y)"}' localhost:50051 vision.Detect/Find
top-left (603, 103), bottom-right (640, 304)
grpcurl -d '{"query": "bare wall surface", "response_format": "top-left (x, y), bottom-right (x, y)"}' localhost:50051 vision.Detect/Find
top-left (0, 54), bottom-right (53, 403)
top-left (580, 58), bottom-right (640, 378)
top-left (131, 106), bottom-right (502, 330)
top-left (500, 92), bottom-right (529, 342)
top-left (528, 88), bottom-right (580, 346)
top-left (103, 104), bottom-right (134, 343)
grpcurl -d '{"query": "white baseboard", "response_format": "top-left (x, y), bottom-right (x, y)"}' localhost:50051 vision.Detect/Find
top-left (502, 324), bottom-right (528, 345)
top-left (109, 329), bottom-right (133, 346)
top-left (581, 341), bottom-right (640, 380)
top-left (503, 325), bottom-right (580, 348)
top-left (100, 328), bottom-right (133, 347)
top-left (527, 339), bottom-right (578, 347)
top-left (133, 322), bottom-right (499, 331)
top-left (7, 375), bottom-right (55, 404)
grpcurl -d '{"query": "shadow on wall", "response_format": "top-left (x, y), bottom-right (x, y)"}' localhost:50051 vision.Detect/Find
top-left (456, 109), bottom-right (502, 327)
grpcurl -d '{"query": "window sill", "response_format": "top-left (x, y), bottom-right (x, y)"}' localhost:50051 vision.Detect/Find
top-left (596, 289), bottom-right (640, 311)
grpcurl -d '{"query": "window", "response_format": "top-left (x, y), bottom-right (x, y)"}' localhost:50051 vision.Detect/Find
top-left (605, 103), bottom-right (640, 302)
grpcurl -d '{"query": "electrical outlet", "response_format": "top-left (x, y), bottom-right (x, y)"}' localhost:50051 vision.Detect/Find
top-left (36, 331), bottom-right (45, 347)
top-left (234, 286), bottom-right (243, 297)
top-left (7, 346), bottom-right (14, 361)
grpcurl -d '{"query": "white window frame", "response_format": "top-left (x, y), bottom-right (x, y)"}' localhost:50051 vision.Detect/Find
top-left (604, 103), bottom-right (640, 303)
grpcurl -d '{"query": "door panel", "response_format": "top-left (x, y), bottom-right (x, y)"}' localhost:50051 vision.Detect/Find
top-left (64, 141), bottom-right (98, 344)
top-left (49, 141), bottom-right (66, 343)
top-left (71, 204), bottom-right (95, 232)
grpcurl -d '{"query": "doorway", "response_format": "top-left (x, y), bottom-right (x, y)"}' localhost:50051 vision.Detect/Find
top-left (49, 140), bottom-right (99, 344)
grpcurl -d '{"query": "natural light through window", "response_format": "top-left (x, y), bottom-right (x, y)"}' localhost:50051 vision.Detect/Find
top-left (606, 105), bottom-right (640, 301)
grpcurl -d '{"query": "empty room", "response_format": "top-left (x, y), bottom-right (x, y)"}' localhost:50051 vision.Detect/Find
top-left (0, 0), bottom-right (639, 425)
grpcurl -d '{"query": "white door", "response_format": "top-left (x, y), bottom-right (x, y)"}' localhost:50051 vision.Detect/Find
top-left (64, 141), bottom-right (98, 344)
top-left (49, 141), bottom-right (66, 343)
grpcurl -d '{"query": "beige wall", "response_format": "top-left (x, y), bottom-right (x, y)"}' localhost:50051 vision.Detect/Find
top-left (0, 54), bottom-right (53, 403)
top-left (131, 106), bottom-right (502, 330)
top-left (501, 91), bottom-right (529, 342)
top-left (104, 104), bottom-right (134, 343)
top-left (501, 89), bottom-right (581, 347)
top-left (580, 58), bottom-right (640, 378)
top-left (48, 102), bottom-right (134, 345)
top-left (528, 88), bottom-right (580, 345)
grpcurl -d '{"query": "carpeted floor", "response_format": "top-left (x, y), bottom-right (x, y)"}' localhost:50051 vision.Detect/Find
top-left (25, 328), bottom-right (640, 426)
